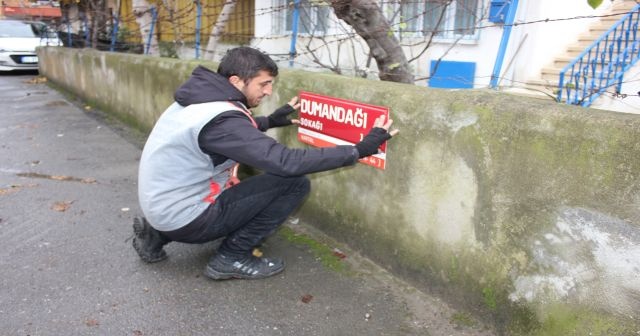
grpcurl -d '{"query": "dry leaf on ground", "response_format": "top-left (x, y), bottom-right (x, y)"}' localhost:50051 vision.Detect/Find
top-left (85, 318), bottom-right (99, 327)
top-left (25, 76), bottom-right (47, 84)
top-left (0, 186), bottom-right (20, 196)
top-left (0, 184), bottom-right (38, 196)
top-left (332, 248), bottom-right (347, 259)
top-left (301, 294), bottom-right (313, 303)
top-left (52, 201), bottom-right (74, 212)
top-left (18, 172), bottom-right (97, 184)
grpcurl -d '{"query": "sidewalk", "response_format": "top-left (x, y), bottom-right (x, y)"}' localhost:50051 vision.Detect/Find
top-left (0, 73), bottom-right (496, 336)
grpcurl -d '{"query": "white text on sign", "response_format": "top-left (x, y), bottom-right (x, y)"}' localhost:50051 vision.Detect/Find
top-left (300, 99), bottom-right (368, 129)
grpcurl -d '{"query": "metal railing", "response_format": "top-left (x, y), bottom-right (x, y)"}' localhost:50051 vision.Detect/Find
top-left (557, 4), bottom-right (640, 107)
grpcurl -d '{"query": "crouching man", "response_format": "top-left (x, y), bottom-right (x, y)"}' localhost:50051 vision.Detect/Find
top-left (133, 47), bottom-right (398, 280)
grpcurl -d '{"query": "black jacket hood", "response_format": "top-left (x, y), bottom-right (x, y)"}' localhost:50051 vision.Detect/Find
top-left (174, 65), bottom-right (247, 107)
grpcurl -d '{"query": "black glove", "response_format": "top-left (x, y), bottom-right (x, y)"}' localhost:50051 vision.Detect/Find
top-left (355, 127), bottom-right (392, 158)
top-left (267, 104), bottom-right (296, 128)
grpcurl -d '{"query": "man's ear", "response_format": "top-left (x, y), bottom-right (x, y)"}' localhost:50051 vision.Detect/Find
top-left (228, 75), bottom-right (244, 91)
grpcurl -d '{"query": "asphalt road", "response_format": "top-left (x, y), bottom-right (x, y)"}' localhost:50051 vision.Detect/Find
top-left (0, 71), bottom-right (496, 336)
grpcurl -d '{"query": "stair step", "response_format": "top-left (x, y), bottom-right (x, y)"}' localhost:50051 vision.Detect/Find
top-left (502, 86), bottom-right (558, 100)
top-left (600, 14), bottom-right (634, 25)
top-left (588, 25), bottom-right (611, 34)
top-left (534, 1), bottom-right (638, 98)
top-left (578, 30), bottom-right (637, 43)
top-left (577, 32), bottom-right (608, 43)
top-left (546, 73), bottom-right (618, 87)
top-left (541, 67), bottom-right (562, 81)
top-left (566, 42), bottom-right (635, 56)
top-left (540, 68), bottom-right (613, 81)
top-left (523, 79), bottom-right (560, 89)
top-left (553, 55), bottom-right (621, 67)
top-left (553, 59), bottom-right (572, 69)
top-left (567, 43), bottom-right (607, 54)
top-left (546, 65), bottom-right (611, 74)
top-left (588, 23), bottom-right (635, 34)
top-left (612, 1), bottom-right (639, 11)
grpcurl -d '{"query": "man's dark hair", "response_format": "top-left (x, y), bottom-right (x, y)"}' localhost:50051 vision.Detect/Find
top-left (217, 47), bottom-right (278, 82)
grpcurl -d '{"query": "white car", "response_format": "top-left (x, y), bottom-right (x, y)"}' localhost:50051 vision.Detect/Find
top-left (0, 19), bottom-right (61, 71)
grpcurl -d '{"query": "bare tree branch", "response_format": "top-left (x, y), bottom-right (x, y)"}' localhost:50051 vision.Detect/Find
top-left (407, 0), bottom-right (452, 63)
top-left (330, 0), bottom-right (414, 83)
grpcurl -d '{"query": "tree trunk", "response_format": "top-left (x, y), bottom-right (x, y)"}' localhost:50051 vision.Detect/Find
top-left (132, 0), bottom-right (159, 55)
top-left (204, 0), bottom-right (237, 61)
top-left (162, 0), bottom-right (183, 46)
top-left (330, 0), bottom-right (414, 84)
top-left (89, 0), bottom-right (106, 49)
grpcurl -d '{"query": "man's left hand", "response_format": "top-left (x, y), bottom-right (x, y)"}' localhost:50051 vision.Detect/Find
top-left (268, 96), bottom-right (300, 128)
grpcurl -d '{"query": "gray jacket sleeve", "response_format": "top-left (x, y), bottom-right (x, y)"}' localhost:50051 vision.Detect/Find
top-left (198, 111), bottom-right (359, 176)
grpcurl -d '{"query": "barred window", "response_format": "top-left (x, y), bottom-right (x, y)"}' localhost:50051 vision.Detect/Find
top-left (454, 0), bottom-right (479, 35)
top-left (280, 0), bottom-right (331, 34)
top-left (390, 0), bottom-right (480, 39)
top-left (273, 0), bottom-right (479, 39)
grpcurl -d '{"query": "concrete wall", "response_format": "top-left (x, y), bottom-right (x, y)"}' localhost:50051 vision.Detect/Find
top-left (38, 47), bottom-right (640, 335)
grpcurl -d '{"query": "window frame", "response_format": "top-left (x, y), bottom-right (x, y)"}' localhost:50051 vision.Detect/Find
top-left (277, 0), bottom-right (333, 36)
top-left (383, 0), bottom-right (483, 42)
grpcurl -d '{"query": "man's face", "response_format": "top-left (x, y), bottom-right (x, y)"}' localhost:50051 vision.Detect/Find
top-left (230, 70), bottom-right (274, 108)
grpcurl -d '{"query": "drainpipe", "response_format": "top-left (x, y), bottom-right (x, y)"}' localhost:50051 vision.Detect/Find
top-left (66, 18), bottom-right (71, 47)
top-left (195, 0), bottom-right (201, 59)
top-left (289, 0), bottom-right (300, 67)
top-left (110, 0), bottom-right (121, 52)
top-left (83, 14), bottom-right (89, 47)
top-left (490, 0), bottom-right (520, 89)
top-left (110, 14), bottom-right (119, 52)
top-left (145, 6), bottom-right (157, 55)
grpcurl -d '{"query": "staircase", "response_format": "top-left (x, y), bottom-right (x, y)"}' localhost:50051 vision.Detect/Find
top-left (530, 0), bottom-right (640, 106)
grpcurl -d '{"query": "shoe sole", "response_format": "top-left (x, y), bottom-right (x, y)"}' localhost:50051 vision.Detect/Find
top-left (132, 237), bottom-right (168, 263)
top-left (203, 264), bottom-right (285, 280)
top-left (132, 218), bottom-right (168, 263)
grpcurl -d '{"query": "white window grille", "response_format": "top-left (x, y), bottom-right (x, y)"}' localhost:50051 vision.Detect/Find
top-left (385, 0), bottom-right (481, 40)
top-left (272, 0), bottom-right (480, 40)
top-left (275, 0), bottom-right (332, 35)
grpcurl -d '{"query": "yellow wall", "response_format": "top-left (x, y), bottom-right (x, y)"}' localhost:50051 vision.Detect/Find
top-left (117, 0), bottom-right (254, 45)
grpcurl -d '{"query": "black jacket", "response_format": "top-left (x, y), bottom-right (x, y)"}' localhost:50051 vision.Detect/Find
top-left (174, 66), bottom-right (359, 176)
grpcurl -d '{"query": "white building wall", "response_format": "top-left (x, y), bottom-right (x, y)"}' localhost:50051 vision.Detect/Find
top-left (591, 62), bottom-right (640, 113)
top-left (399, 3), bottom-right (503, 88)
top-left (252, 1), bottom-right (637, 113)
top-left (254, 1), bottom-right (607, 88)
top-left (508, 0), bottom-right (610, 86)
top-left (253, 1), bottom-right (371, 75)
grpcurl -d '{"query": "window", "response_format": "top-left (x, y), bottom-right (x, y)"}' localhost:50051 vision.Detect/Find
top-left (400, 0), bottom-right (422, 33)
top-left (454, 0), bottom-right (478, 35)
top-left (0, 21), bottom-right (39, 38)
top-left (423, 1), bottom-right (447, 36)
top-left (280, 0), bottom-right (331, 34)
top-left (389, 0), bottom-right (480, 40)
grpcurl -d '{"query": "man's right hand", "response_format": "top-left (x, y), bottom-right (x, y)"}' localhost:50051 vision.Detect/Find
top-left (354, 116), bottom-right (399, 158)
top-left (267, 96), bottom-right (301, 128)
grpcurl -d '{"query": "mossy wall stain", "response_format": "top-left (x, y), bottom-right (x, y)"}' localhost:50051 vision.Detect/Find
top-left (38, 48), bottom-right (640, 334)
top-left (278, 226), bottom-right (349, 274)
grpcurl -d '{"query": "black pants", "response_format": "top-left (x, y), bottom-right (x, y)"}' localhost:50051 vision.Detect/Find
top-left (162, 174), bottom-right (310, 259)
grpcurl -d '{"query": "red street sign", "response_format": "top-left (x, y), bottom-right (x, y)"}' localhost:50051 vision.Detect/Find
top-left (297, 91), bottom-right (389, 170)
